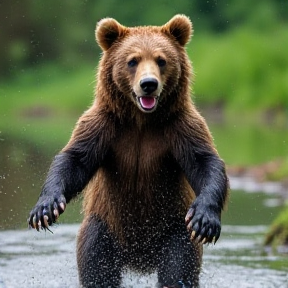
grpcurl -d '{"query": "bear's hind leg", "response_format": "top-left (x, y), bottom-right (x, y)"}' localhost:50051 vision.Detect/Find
top-left (77, 215), bottom-right (124, 288)
top-left (157, 227), bottom-right (202, 288)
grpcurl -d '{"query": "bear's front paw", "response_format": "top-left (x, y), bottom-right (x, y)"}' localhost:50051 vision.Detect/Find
top-left (28, 194), bottom-right (66, 231)
top-left (185, 201), bottom-right (221, 244)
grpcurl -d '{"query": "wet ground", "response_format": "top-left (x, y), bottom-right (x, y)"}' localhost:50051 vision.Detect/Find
top-left (0, 224), bottom-right (287, 288)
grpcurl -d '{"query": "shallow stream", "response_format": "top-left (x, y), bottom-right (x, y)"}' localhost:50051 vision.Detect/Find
top-left (0, 223), bottom-right (287, 288)
top-left (0, 184), bottom-right (288, 288)
top-left (0, 123), bottom-right (287, 287)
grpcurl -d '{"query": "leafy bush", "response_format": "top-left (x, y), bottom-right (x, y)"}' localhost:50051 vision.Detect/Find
top-left (189, 26), bottom-right (288, 114)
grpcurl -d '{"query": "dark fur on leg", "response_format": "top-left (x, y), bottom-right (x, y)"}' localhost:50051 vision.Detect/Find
top-left (157, 222), bottom-right (202, 288)
top-left (77, 215), bottom-right (124, 288)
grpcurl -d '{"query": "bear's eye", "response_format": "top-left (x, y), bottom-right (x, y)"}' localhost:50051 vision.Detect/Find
top-left (157, 58), bottom-right (166, 68)
top-left (127, 58), bottom-right (138, 68)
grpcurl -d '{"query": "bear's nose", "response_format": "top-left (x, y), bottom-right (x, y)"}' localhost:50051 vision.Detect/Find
top-left (140, 78), bottom-right (158, 95)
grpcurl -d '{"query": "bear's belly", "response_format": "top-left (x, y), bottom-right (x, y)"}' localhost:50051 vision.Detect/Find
top-left (83, 157), bottom-right (192, 239)
top-left (83, 130), bottom-right (193, 238)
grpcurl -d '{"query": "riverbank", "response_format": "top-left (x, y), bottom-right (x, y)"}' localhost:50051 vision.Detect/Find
top-left (228, 162), bottom-right (288, 249)
top-left (228, 159), bottom-right (288, 200)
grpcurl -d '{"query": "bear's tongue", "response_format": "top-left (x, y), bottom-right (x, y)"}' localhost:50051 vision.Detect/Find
top-left (139, 96), bottom-right (156, 109)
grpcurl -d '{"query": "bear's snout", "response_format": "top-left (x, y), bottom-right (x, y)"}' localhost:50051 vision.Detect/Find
top-left (140, 78), bottom-right (158, 95)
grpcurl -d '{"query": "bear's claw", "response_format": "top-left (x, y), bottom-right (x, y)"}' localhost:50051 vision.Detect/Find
top-left (28, 195), bottom-right (66, 232)
top-left (185, 201), bottom-right (221, 244)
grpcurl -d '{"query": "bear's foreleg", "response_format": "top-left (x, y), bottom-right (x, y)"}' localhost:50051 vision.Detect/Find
top-left (157, 228), bottom-right (202, 288)
top-left (28, 116), bottom-right (112, 231)
top-left (172, 137), bottom-right (229, 244)
top-left (77, 215), bottom-right (124, 288)
top-left (184, 152), bottom-right (228, 244)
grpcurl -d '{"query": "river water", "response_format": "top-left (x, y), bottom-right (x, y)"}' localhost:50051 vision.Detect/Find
top-left (1, 173), bottom-right (288, 287)
top-left (0, 123), bottom-right (288, 287)
top-left (0, 222), bottom-right (287, 287)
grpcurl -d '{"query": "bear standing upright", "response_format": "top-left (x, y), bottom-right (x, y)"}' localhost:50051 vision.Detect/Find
top-left (28, 15), bottom-right (229, 288)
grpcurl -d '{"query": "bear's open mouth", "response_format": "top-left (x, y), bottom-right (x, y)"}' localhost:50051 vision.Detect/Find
top-left (138, 96), bottom-right (157, 111)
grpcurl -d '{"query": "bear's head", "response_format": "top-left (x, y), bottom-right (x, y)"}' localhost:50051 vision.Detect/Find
top-left (96, 15), bottom-right (193, 113)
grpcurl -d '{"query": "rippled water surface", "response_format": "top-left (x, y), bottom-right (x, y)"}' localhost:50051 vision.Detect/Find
top-left (1, 124), bottom-right (287, 287)
top-left (0, 224), bottom-right (287, 288)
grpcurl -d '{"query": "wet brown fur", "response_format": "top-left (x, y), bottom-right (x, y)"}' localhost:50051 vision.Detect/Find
top-left (29, 15), bottom-right (228, 287)
top-left (62, 16), bottom-right (219, 241)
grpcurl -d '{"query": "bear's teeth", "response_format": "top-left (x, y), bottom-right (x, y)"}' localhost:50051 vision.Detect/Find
top-left (139, 96), bottom-right (156, 109)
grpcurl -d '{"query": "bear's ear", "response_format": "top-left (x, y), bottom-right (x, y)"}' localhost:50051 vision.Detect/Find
top-left (96, 18), bottom-right (127, 51)
top-left (162, 14), bottom-right (193, 46)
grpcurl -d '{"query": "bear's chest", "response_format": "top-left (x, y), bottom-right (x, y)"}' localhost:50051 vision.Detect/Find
top-left (111, 128), bottom-right (169, 176)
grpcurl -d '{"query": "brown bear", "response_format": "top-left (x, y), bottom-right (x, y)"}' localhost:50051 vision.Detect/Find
top-left (28, 15), bottom-right (229, 288)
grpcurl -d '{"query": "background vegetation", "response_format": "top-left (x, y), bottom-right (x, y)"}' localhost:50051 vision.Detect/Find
top-left (1, 0), bottom-right (288, 119)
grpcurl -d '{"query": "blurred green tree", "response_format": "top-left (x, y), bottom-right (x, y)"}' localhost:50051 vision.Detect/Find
top-left (1, 0), bottom-right (287, 78)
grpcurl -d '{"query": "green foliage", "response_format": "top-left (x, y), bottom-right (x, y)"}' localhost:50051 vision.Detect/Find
top-left (265, 204), bottom-right (288, 247)
top-left (0, 64), bottom-right (94, 115)
top-left (1, 0), bottom-right (288, 77)
top-left (267, 158), bottom-right (288, 182)
top-left (0, 64), bottom-right (94, 153)
top-left (189, 26), bottom-right (288, 113)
